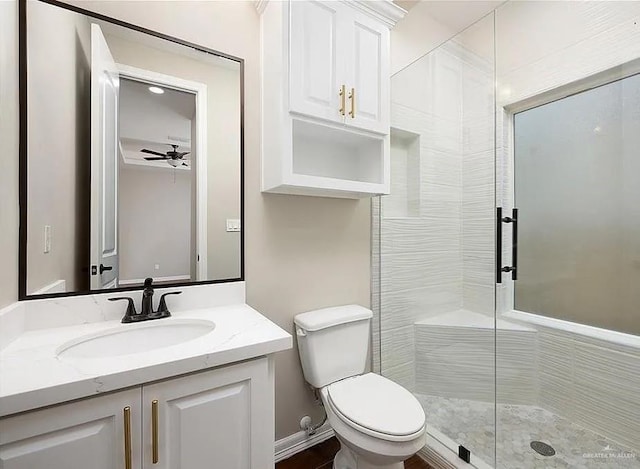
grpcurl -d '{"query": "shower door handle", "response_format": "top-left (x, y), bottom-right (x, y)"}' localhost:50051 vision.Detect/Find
top-left (508, 208), bottom-right (518, 281)
top-left (496, 207), bottom-right (518, 283)
top-left (497, 208), bottom-right (502, 283)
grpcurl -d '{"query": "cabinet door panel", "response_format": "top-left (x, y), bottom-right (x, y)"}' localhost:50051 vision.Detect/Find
top-left (0, 389), bottom-right (141, 469)
top-left (289, 0), bottom-right (345, 123)
top-left (142, 358), bottom-right (271, 469)
top-left (345, 12), bottom-right (389, 134)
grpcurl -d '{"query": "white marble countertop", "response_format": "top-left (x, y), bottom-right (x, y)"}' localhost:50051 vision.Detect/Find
top-left (0, 304), bottom-right (292, 418)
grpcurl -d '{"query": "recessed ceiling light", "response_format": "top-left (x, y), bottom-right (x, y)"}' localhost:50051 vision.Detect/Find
top-left (148, 86), bottom-right (164, 95)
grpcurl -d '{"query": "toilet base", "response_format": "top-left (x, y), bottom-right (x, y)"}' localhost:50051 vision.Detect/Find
top-left (332, 439), bottom-right (404, 469)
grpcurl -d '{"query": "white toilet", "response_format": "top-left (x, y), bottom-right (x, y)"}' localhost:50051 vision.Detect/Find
top-left (294, 305), bottom-right (426, 469)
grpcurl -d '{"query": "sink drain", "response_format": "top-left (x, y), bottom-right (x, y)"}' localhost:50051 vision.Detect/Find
top-left (530, 441), bottom-right (556, 456)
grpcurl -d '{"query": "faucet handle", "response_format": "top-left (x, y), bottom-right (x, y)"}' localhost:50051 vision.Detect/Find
top-left (157, 291), bottom-right (182, 316)
top-left (109, 297), bottom-right (138, 323)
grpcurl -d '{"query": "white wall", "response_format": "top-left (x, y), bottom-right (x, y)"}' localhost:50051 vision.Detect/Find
top-left (496, 1), bottom-right (640, 107)
top-left (391, 1), bottom-right (454, 75)
top-left (119, 80), bottom-right (193, 145)
top-left (0, 0), bottom-right (19, 308)
top-left (25, 1), bottom-right (91, 294)
top-left (118, 165), bottom-right (191, 283)
top-left (203, 62), bottom-right (241, 280)
top-left (391, 0), bottom-right (502, 74)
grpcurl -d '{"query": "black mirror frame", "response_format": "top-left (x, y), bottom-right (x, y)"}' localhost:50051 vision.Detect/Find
top-left (18, 0), bottom-right (245, 300)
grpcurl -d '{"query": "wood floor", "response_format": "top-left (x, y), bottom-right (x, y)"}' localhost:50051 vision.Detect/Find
top-left (276, 437), bottom-right (434, 469)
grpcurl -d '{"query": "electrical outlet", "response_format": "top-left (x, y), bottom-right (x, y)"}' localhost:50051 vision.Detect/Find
top-left (44, 225), bottom-right (52, 253)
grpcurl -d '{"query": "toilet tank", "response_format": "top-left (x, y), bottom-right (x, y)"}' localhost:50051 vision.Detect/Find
top-left (294, 305), bottom-right (373, 389)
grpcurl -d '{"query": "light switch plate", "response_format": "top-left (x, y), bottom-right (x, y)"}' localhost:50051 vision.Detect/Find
top-left (226, 219), bottom-right (241, 232)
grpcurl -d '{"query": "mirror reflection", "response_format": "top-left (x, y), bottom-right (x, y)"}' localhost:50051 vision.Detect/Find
top-left (24, 0), bottom-right (242, 296)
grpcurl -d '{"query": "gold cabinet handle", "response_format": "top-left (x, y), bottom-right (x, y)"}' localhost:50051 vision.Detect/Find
top-left (339, 84), bottom-right (346, 116)
top-left (123, 406), bottom-right (132, 469)
top-left (348, 87), bottom-right (355, 118)
top-left (152, 400), bottom-right (159, 464)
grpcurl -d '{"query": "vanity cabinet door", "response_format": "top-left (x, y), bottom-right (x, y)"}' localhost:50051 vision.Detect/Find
top-left (142, 357), bottom-right (272, 469)
top-left (289, 0), bottom-right (350, 124)
top-left (342, 9), bottom-right (390, 135)
top-left (0, 389), bottom-right (142, 469)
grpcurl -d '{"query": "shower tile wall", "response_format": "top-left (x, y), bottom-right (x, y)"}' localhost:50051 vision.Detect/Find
top-left (415, 325), bottom-right (537, 404)
top-left (381, 42), bottom-right (463, 391)
top-left (379, 19), bottom-right (497, 392)
top-left (536, 328), bottom-right (640, 454)
top-left (461, 40), bottom-right (495, 316)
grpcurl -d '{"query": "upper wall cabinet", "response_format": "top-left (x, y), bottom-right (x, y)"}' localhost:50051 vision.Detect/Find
top-left (289, 2), bottom-right (389, 134)
top-left (258, 0), bottom-right (405, 198)
top-left (289, 1), bottom-right (346, 125)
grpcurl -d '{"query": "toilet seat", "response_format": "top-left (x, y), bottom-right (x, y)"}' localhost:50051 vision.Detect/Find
top-left (325, 373), bottom-right (425, 442)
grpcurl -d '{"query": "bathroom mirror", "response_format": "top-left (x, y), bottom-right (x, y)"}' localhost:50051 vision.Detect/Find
top-left (19, 0), bottom-right (244, 298)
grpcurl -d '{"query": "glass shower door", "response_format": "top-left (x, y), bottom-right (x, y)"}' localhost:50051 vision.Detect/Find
top-left (495, 3), bottom-right (640, 464)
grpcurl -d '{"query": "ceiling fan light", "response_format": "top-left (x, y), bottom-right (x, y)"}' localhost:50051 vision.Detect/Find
top-left (148, 86), bottom-right (164, 95)
top-left (167, 159), bottom-right (182, 167)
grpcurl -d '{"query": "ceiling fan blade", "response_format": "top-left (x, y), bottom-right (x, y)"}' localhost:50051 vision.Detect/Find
top-left (177, 152), bottom-right (190, 157)
top-left (141, 149), bottom-right (168, 157)
top-left (182, 163), bottom-right (189, 167)
top-left (144, 156), bottom-right (169, 161)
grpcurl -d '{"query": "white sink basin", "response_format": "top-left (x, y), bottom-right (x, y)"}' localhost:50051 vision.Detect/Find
top-left (57, 319), bottom-right (215, 359)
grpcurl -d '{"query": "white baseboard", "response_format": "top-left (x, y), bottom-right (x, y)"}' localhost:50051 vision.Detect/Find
top-left (275, 422), bottom-right (334, 463)
top-left (273, 423), bottom-right (492, 469)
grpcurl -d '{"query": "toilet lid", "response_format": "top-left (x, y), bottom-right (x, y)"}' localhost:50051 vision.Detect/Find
top-left (327, 373), bottom-right (425, 437)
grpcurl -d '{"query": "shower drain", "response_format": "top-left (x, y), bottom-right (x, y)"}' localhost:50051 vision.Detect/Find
top-left (530, 441), bottom-right (556, 456)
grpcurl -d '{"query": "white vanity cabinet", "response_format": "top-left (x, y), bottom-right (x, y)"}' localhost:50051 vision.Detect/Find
top-left (259, 0), bottom-right (404, 198)
top-left (143, 358), bottom-right (272, 469)
top-left (0, 389), bottom-right (142, 469)
top-left (0, 359), bottom-right (273, 469)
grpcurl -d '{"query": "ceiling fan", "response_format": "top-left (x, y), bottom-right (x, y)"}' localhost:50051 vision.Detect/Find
top-left (141, 144), bottom-right (190, 167)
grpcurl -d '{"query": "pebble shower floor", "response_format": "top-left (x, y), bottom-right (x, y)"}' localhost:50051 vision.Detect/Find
top-left (416, 394), bottom-right (639, 469)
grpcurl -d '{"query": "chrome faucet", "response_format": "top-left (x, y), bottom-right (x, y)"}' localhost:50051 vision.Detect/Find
top-left (109, 278), bottom-right (182, 323)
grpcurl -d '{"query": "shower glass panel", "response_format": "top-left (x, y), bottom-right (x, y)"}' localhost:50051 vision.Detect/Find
top-left (377, 1), bottom-right (639, 467)
top-left (495, 2), bottom-right (640, 467)
top-left (375, 13), bottom-right (497, 467)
